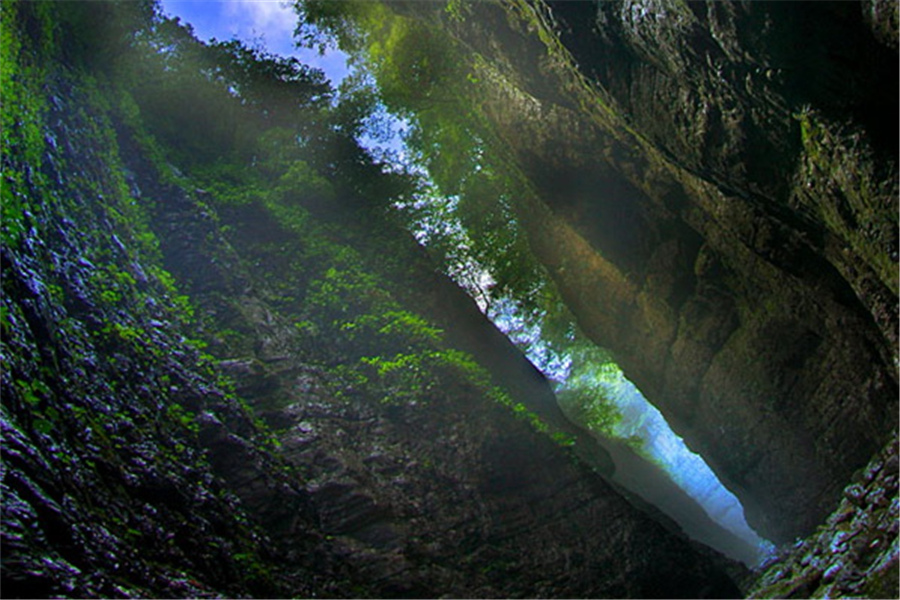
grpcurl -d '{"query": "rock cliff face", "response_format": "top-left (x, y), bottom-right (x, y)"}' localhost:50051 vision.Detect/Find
top-left (139, 117), bottom-right (743, 599)
top-left (3, 1), bottom-right (897, 597)
top-left (391, 0), bottom-right (899, 543)
top-left (1, 3), bottom-right (745, 598)
top-left (1, 72), bottom-right (310, 599)
top-left (748, 434), bottom-right (898, 599)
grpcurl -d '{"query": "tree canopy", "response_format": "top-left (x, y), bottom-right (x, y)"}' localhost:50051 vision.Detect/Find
top-left (296, 0), bottom-right (638, 447)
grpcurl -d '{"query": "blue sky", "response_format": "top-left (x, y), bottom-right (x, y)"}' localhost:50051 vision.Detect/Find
top-left (159, 1), bottom-right (410, 168)
top-left (159, 0), bottom-right (350, 84)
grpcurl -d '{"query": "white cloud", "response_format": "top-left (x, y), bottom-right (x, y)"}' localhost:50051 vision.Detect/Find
top-left (223, 1), bottom-right (296, 45)
top-left (221, 0), bottom-right (350, 83)
top-left (162, 0), bottom-right (349, 83)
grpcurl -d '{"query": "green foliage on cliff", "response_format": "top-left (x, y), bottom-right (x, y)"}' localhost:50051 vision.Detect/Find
top-left (300, 2), bottom-right (552, 332)
top-left (299, 0), bottom-right (632, 449)
top-left (0, 4), bottom-right (300, 594)
top-left (1, 0), bottom-right (53, 244)
top-left (553, 342), bottom-right (644, 453)
top-left (32, 2), bottom-right (559, 446)
top-left (299, 0), bottom-right (547, 308)
top-left (2, 4), bottom-right (575, 543)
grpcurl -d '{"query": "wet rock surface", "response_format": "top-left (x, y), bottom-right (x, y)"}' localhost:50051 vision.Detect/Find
top-left (748, 434), bottom-right (899, 599)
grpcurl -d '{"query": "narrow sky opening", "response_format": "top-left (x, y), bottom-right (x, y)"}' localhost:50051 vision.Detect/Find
top-left (587, 367), bottom-right (776, 564)
top-left (491, 299), bottom-right (775, 565)
top-left (157, 0), bottom-right (773, 568)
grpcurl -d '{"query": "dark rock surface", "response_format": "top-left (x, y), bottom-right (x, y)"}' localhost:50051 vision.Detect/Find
top-left (142, 155), bottom-right (745, 598)
top-left (748, 434), bottom-right (899, 599)
top-left (1, 6), bottom-right (746, 598)
top-left (4, 1), bottom-right (897, 597)
top-left (394, 0), bottom-right (899, 543)
top-left (0, 73), bottom-right (308, 598)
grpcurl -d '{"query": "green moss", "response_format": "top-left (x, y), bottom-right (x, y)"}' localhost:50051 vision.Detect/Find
top-left (166, 403), bottom-right (200, 434)
top-left (0, 1), bottom-right (52, 245)
top-left (862, 557), bottom-right (900, 599)
top-left (444, 0), bottom-right (467, 22)
top-left (115, 89), bottom-right (180, 186)
top-left (793, 107), bottom-right (897, 296)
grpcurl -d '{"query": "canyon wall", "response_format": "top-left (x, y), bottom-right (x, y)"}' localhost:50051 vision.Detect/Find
top-left (390, 0), bottom-right (899, 543)
top-left (1, 3), bottom-right (744, 596)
